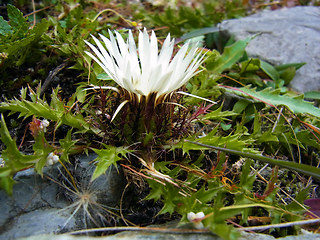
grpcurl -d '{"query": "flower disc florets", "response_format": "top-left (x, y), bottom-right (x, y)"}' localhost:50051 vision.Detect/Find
top-left (85, 29), bottom-right (205, 105)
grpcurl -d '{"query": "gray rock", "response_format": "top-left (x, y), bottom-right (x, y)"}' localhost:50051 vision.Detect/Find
top-left (0, 153), bottom-right (125, 239)
top-left (13, 230), bottom-right (320, 240)
top-left (0, 209), bottom-right (76, 240)
top-left (219, 6), bottom-right (320, 93)
top-left (72, 153), bottom-right (126, 206)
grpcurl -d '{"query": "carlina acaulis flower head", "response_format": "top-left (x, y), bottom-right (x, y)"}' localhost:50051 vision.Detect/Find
top-left (84, 28), bottom-right (207, 111)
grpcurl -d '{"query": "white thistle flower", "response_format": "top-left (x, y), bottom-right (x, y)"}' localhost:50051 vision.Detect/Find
top-left (84, 29), bottom-right (206, 104)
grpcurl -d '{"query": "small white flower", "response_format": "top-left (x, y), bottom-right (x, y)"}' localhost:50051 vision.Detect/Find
top-left (85, 29), bottom-right (206, 103)
top-left (0, 157), bottom-right (4, 167)
top-left (47, 152), bottom-right (59, 166)
top-left (39, 119), bottom-right (49, 132)
top-left (187, 211), bottom-right (205, 229)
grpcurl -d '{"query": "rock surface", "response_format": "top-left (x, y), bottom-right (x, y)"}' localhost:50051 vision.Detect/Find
top-left (14, 230), bottom-right (320, 240)
top-left (219, 6), bottom-right (320, 93)
top-left (0, 153), bottom-right (125, 240)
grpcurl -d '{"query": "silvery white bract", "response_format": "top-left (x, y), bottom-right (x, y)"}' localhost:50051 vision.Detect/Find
top-left (84, 29), bottom-right (205, 103)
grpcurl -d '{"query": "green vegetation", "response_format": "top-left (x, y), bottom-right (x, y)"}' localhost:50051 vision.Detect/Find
top-left (0, 1), bottom-right (319, 239)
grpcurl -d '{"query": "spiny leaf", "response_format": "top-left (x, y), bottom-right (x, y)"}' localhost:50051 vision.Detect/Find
top-left (176, 128), bottom-right (254, 155)
top-left (0, 88), bottom-right (94, 132)
top-left (221, 85), bottom-right (320, 118)
top-left (0, 115), bottom-right (39, 194)
top-left (91, 146), bottom-right (129, 181)
top-left (7, 4), bottom-right (28, 33)
top-left (0, 16), bottom-right (12, 36)
top-left (304, 91), bottom-right (320, 100)
top-left (186, 141), bottom-right (320, 179)
top-left (201, 104), bottom-right (238, 121)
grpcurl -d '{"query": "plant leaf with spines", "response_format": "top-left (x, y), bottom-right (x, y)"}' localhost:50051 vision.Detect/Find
top-left (0, 16), bottom-right (12, 36)
top-left (7, 4), bottom-right (28, 33)
top-left (186, 141), bottom-right (320, 179)
top-left (221, 85), bottom-right (320, 118)
top-left (0, 87), bottom-right (95, 132)
top-left (91, 145), bottom-right (129, 181)
top-left (0, 115), bottom-right (39, 194)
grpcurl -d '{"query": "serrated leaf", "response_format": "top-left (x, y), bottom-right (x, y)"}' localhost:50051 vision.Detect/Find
top-left (7, 4), bottom-right (28, 33)
top-left (0, 16), bottom-right (12, 35)
top-left (221, 85), bottom-right (320, 118)
top-left (186, 141), bottom-right (320, 179)
top-left (157, 183), bottom-right (179, 215)
top-left (1, 34), bottom-right (35, 55)
top-left (286, 187), bottom-right (310, 213)
top-left (145, 179), bottom-right (164, 202)
top-left (206, 37), bottom-right (252, 74)
top-left (50, 87), bottom-right (65, 112)
top-left (201, 105), bottom-right (238, 121)
top-left (0, 115), bottom-right (39, 194)
top-left (176, 128), bottom-right (252, 155)
top-left (91, 146), bottom-right (129, 181)
top-left (30, 18), bottom-right (50, 37)
top-left (239, 159), bottom-right (255, 191)
top-left (59, 130), bottom-right (78, 162)
top-left (60, 113), bottom-right (92, 131)
top-left (304, 91), bottom-right (320, 100)
top-left (205, 216), bottom-right (240, 240)
top-left (0, 88), bottom-right (95, 132)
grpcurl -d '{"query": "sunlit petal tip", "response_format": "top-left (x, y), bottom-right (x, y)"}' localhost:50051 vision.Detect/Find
top-left (111, 100), bottom-right (129, 122)
top-left (83, 86), bottom-right (119, 93)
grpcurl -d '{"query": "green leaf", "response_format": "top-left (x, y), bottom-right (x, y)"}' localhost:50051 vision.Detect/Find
top-left (260, 60), bottom-right (280, 82)
top-left (91, 146), bottom-right (129, 181)
top-left (60, 113), bottom-right (93, 132)
top-left (286, 187), bottom-right (309, 214)
top-left (178, 27), bottom-right (219, 43)
top-left (221, 85), bottom-right (320, 118)
top-left (221, 122), bottom-right (232, 131)
top-left (157, 183), bottom-right (180, 215)
top-left (206, 37), bottom-right (252, 74)
top-left (97, 73), bottom-right (112, 80)
top-left (278, 66), bottom-right (296, 85)
top-left (0, 87), bottom-right (95, 132)
top-left (59, 130), bottom-right (78, 162)
top-left (0, 16), bottom-right (12, 35)
top-left (304, 91), bottom-right (320, 100)
top-left (275, 62), bottom-right (305, 71)
top-left (0, 175), bottom-right (15, 195)
top-left (201, 105), bottom-right (238, 121)
top-left (205, 216), bottom-right (240, 240)
top-left (176, 128), bottom-right (252, 155)
top-left (7, 4), bottom-right (28, 33)
top-left (0, 115), bottom-right (38, 194)
top-left (145, 179), bottom-right (164, 202)
top-left (186, 141), bottom-right (320, 179)
top-left (239, 58), bottom-right (279, 83)
top-left (239, 159), bottom-right (254, 188)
